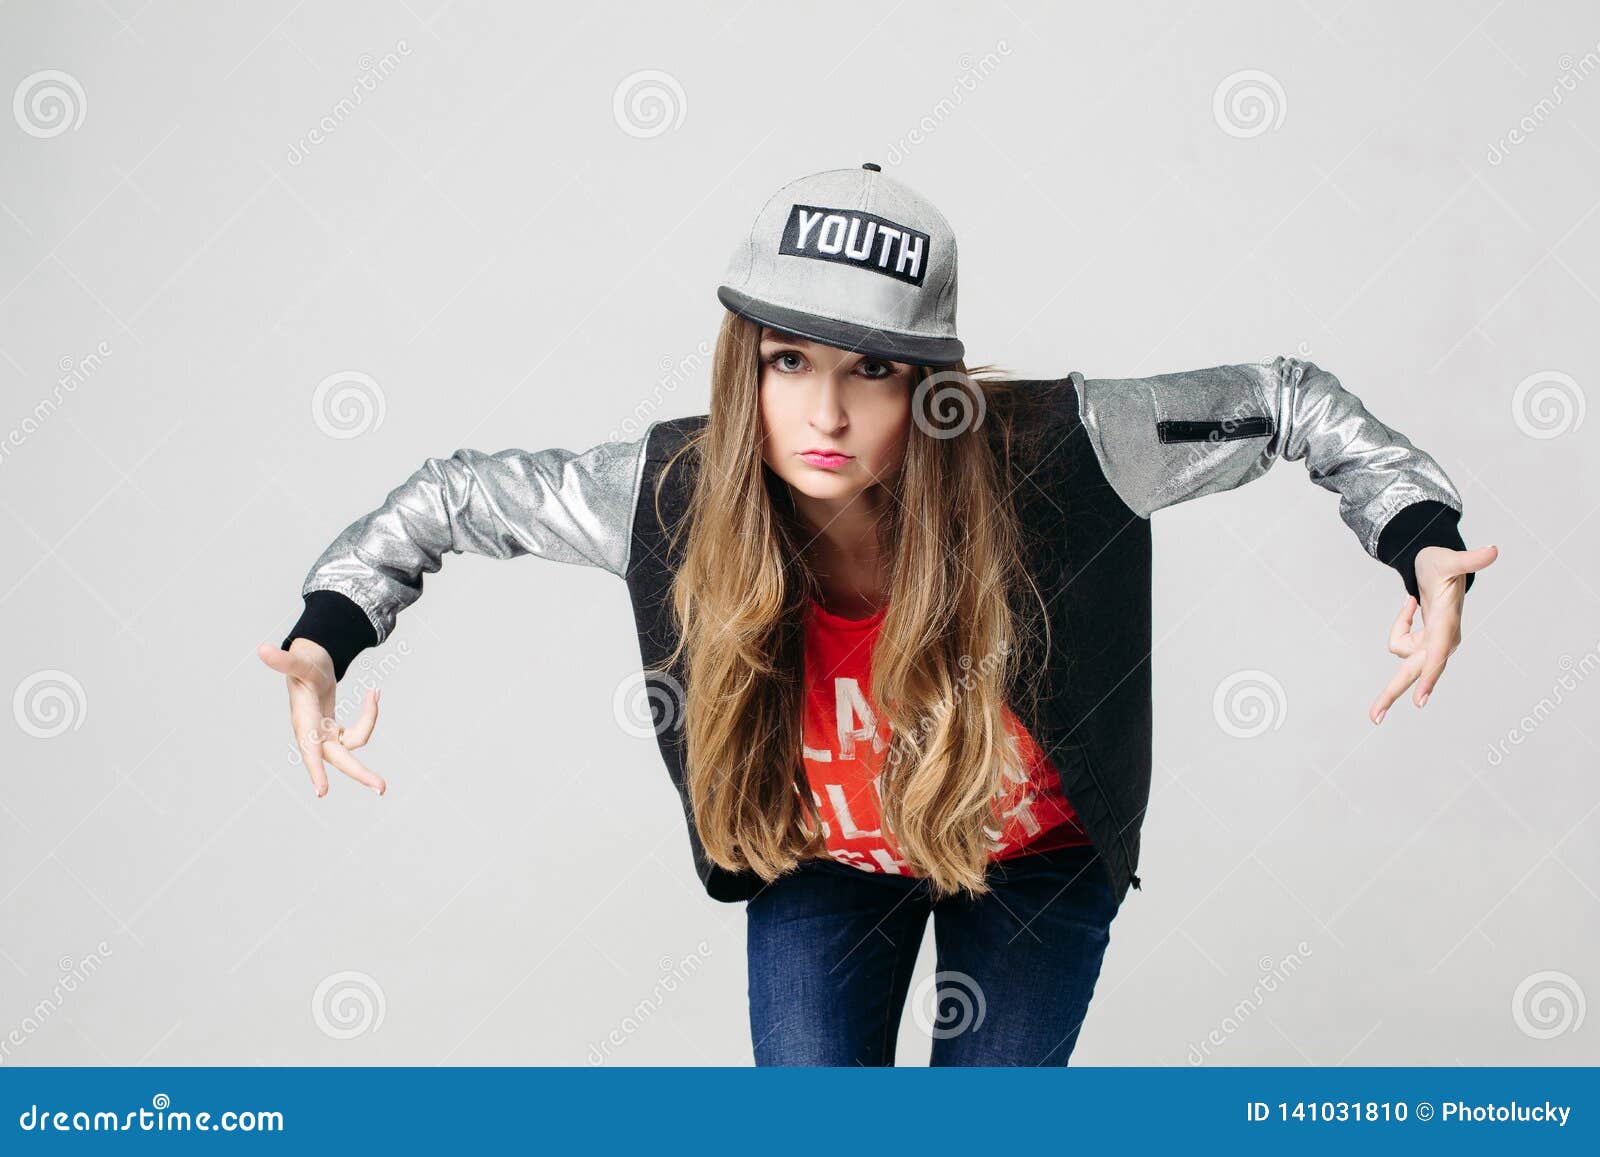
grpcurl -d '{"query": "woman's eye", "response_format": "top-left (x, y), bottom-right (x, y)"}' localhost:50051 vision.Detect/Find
top-left (764, 352), bottom-right (899, 377)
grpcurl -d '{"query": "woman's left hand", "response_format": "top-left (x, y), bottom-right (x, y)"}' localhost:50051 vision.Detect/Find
top-left (1370, 543), bottom-right (1499, 725)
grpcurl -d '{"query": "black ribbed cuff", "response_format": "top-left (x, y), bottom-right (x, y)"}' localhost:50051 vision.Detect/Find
top-left (1376, 500), bottom-right (1475, 602)
top-left (281, 589), bottom-right (378, 682)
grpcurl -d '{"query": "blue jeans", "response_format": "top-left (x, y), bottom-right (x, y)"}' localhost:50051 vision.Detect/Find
top-left (745, 841), bottom-right (1119, 1066)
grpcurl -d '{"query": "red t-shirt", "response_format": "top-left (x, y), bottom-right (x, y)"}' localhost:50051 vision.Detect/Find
top-left (797, 597), bottom-right (1091, 875)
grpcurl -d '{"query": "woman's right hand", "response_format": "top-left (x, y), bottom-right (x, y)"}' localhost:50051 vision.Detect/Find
top-left (256, 638), bottom-right (386, 797)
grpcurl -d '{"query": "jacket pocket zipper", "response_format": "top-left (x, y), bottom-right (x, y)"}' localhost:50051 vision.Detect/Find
top-left (1156, 416), bottom-right (1274, 443)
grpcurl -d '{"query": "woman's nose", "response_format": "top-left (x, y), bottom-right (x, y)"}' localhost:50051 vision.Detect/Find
top-left (809, 374), bottom-right (848, 430)
top-left (811, 398), bottom-right (843, 424)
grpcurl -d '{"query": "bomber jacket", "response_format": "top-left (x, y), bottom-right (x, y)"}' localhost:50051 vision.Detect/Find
top-left (280, 355), bottom-right (1474, 908)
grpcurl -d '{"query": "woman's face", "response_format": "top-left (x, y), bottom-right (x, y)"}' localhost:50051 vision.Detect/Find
top-left (757, 327), bottom-right (915, 507)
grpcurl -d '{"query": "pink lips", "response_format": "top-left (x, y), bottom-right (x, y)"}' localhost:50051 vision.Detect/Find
top-left (799, 451), bottom-right (852, 469)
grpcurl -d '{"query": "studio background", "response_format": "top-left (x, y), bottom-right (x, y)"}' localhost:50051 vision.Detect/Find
top-left (1, 0), bottom-right (1595, 1066)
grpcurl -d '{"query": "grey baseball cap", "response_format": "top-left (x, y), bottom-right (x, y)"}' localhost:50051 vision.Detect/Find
top-left (716, 163), bottom-right (964, 367)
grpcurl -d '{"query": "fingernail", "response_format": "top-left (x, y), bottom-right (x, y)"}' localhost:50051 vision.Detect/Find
top-left (1418, 691), bottom-right (1430, 707)
top-left (1375, 708), bottom-right (1386, 725)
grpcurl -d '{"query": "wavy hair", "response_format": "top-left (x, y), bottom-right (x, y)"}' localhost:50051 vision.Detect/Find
top-left (658, 309), bottom-right (1051, 899)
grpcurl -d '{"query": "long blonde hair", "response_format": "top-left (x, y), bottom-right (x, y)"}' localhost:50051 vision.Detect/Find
top-left (659, 309), bottom-right (1051, 899)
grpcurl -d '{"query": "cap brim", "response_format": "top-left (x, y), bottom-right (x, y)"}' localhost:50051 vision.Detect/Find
top-left (717, 286), bottom-right (964, 368)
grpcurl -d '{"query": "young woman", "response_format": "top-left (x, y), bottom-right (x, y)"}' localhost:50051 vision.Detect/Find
top-left (259, 164), bottom-right (1497, 1066)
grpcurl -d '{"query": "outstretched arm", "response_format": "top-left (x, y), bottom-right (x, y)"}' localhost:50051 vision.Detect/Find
top-left (1072, 355), bottom-right (1496, 719)
top-left (280, 430), bottom-right (655, 679)
top-left (258, 427), bottom-right (656, 796)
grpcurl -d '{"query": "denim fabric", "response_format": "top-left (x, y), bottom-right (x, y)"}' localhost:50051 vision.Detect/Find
top-left (745, 841), bottom-right (1119, 1066)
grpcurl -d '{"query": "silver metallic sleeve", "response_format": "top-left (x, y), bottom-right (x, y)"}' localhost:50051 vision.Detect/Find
top-left (1072, 356), bottom-right (1465, 558)
top-left (299, 427), bottom-right (655, 645)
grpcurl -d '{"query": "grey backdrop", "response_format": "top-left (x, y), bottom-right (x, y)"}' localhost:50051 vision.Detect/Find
top-left (1, 0), bottom-right (1595, 1067)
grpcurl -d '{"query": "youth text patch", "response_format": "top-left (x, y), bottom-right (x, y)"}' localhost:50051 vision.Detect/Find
top-left (779, 204), bottom-right (930, 287)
